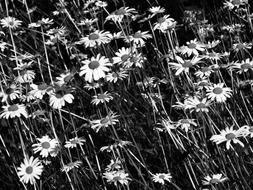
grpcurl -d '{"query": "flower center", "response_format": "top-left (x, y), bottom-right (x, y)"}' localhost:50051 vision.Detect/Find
top-left (64, 75), bottom-right (72, 83)
top-left (5, 88), bottom-right (15, 95)
top-left (212, 87), bottom-right (223, 94)
top-left (100, 117), bottom-right (109, 124)
top-left (232, 0), bottom-right (242, 5)
top-left (198, 81), bottom-right (208, 87)
top-left (112, 176), bottom-right (122, 181)
top-left (236, 43), bottom-right (245, 49)
top-left (241, 63), bottom-right (252, 70)
top-left (56, 90), bottom-right (65, 98)
top-left (134, 32), bottom-right (142, 38)
top-left (41, 141), bottom-right (51, 149)
top-left (121, 54), bottom-right (130, 62)
top-left (38, 83), bottom-right (48, 90)
top-left (114, 8), bottom-right (126, 15)
top-left (183, 61), bottom-right (193, 68)
top-left (188, 43), bottom-right (197, 49)
top-left (180, 119), bottom-right (190, 124)
top-left (158, 17), bottom-right (166, 23)
top-left (249, 127), bottom-right (253, 132)
top-left (8, 104), bottom-right (19, 112)
top-left (159, 174), bottom-right (165, 179)
top-left (88, 61), bottom-right (100, 70)
top-left (210, 178), bottom-right (220, 184)
top-left (97, 94), bottom-right (106, 100)
top-left (70, 139), bottom-right (78, 144)
top-left (225, 132), bottom-right (236, 140)
top-left (88, 33), bottom-right (99, 40)
top-left (25, 166), bottom-right (33, 174)
top-left (112, 72), bottom-right (118, 78)
top-left (201, 67), bottom-right (210, 72)
top-left (196, 103), bottom-right (206, 109)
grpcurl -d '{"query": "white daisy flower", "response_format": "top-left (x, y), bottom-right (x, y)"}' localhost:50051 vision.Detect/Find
top-left (61, 161), bottom-right (82, 172)
top-left (103, 170), bottom-right (131, 186)
top-left (91, 91), bottom-right (113, 105)
top-left (49, 86), bottom-right (74, 109)
top-left (206, 83), bottom-right (232, 103)
top-left (0, 16), bottom-right (22, 29)
top-left (180, 39), bottom-right (205, 56)
top-left (64, 137), bottom-right (86, 149)
top-left (153, 15), bottom-right (176, 32)
top-left (0, 104), bottom-right (28, 119)
top-left (152, 173), bottom-right (172, 185)
top-left (202, 173), bottom-right (228, 185)
top-left (91, 112), bottom-right (119, 132)
top-left (106, 7), bottom-right (136, 23)
top-left (17, 156), bottom-right (43, 185)
top-left (230, 59), bottom-right (253, 74)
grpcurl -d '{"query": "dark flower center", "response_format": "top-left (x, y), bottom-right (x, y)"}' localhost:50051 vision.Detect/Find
top-left (249, 127), bottom-right (253, 132)
top-left (232, 0), bottom-right (242, 5)
top-left (241, 63), bottom-right (252, 70)
top-left (112, 176), bottom-right (122, 181)
top-left (97, 94), bottom-right (106, 100)
top-left (70, 139), bottom-right (78, 144)
top-left (41, 141), bottom-right (51, 149)
top-left (112, 72), bottom-right (118, 78)
top-left (188, 43), bottom-right (197, 49)
top-left (225, 132), bottom-right (236, 140)
top-left (88, 33), bottom-right (99, 40)
top-left (25, 166), bottom-right (33, 174)
top-left (236, 43), bottom-right (245, 49)
top-left (134, 32), bottom-right (142, 38)
top-left (158, 17), bottom-right (166, 23)
top-left (183, 61), bottom-right (193, 68)
top-left (212, 87), bottom-right (223, 94)
top-left (88, 61), bottom-right (100, 70)
top-left (64, 75), bottom-right (72, 83)
top-left (159, 174), bottom-right (165, 179)
top-left (100, 117), bottom-right (109, 124)
top-left (5, 88), bottom-right (14, 95)
top-left (210, 178), bottom-right (220, 184)
top-left (121, 54), bottom-right (130, 62)
top-left (180, 119), bottom-right (190, 124)
top-left (56, 90), bottom-right (65, 98)
top-left (114, 8), bottom-right (126, 15)
top-left (8, 104), bottom-right (19, 112)
top-left (196, 103), bottom-right (206, 109)
top-left (201, 67), bottom-right (210, 72)
top-left (38, 83), bottom-right (48, 90)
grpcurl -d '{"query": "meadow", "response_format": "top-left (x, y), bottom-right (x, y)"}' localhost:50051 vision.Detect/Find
top-left (1, 0), bottom-right (253, 189)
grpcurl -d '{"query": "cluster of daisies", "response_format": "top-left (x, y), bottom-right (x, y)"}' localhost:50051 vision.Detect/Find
top-left (1, 0), bottom-right (253, 189)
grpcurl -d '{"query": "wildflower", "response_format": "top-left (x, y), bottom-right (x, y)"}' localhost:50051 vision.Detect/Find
top-left (168, 56), bottom-right (202, 76)
top-left (180, 39), bottom-right (205, 56)
top-left (16, 70), bottom-right (36, 83)
top-left (91, 91), bottom-right (113, 105)
top-left (202, 173), bottom-right (228, 185)
top-left (32, 135), bottom-right (59, 158)
top-left (64, 137), bottom-right (86, 149)
top-left (149, 6), bottom-right (165, 17)
top-left (105, 158), bottom-right (122, 172)
top-left (56, 71), bottom-right (75, 86)
top-left (210, 126), bottom-right (245, 149)
top-left (185, 97), bottom-right (210, 113)
top-left (106, 7), bottom-right (136, 23)
top-left (0, 84), bottom-right (21, 102)
top-left (84, 82), bottom-right (101, 90)
top-left (128, 31), bottom-right (152, 46)
top-left (239, 125), bottom-right (253, 138)
top-left (17, 156), bottom-right (43, 185)
top-left (91, 112), bottom-right (119, 132)
top-left (153, 15), bottom-right (176, 32)
top-left (202, 51), bottom-right (227, 62)
top-left (78, 30), bottom-right (112, 48)
top-left (206, 83), bottom-right (232, 103)
top-left (61, 161), bottom-right (82, 172)
top-left (95, 1), bottom-right (107, 8)
top-left (0, 104), bottom-right (28, 119)
top-left (152, 173), bottom-right (172, 185)
top-left (232, 42), bottom-right (252, 52)
top-left (113, 47), bottom-right (132, 66)
top-left (30, 83), bottom-right (50, 99)
top-left (195, 79), bottom-right (211, 90)
top-left (80, 54), bottom-right (112, 82)
top-left (103, 170), bottom-right (131, 186)
top-left (224, 0), bottom-right (248, 10)
top-left (176, 119), bottom-right (197, 132)
top-left (230, 59), bottom-right (253, 74)
top-left (204, 40), bottom-right (220, 49)
top-left (195, 66), bottom-right (213, 78)
top-left (38, 18), bottom-right (54, 26)
top-left (106, 69), bottom-right (128, 83)
top-left (49, 86), bottom-right (74, 109)
top-left (0, 16), bottom-right (22, 29)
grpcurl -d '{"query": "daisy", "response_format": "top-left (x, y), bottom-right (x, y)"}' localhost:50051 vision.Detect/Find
top-left (232, 42), bottom-right (252, 53)
top-left (113, 47), bottom-right (133, 66)
top-left (103, 170), bottom-right (131, 186)
top-left (149, 6), bottom-right (165, 17)
top-left (106, 69), bottom-right (128, 83)
top-left (0, 16), bottom-right (22, 29)
top-left (56, 71), bottom-right (75, 86)
top-left (202, 51), bottom-right (227, 62)
top-left (64, 137), bottom-right (86, 149)
top-left (15, 70), bottom-right (36, 83)
top-left (0, 84), bottom-right (21, 102)
top-left (91, 112), bottom-right (119, 132)
top-left (105, 158), bottom-right (122, 172)
top-left (210, 126), bottom-right (245, 150)
top-left (176, 119), bottom-right (197, 132)
top-left (79, 54), bottom-right (112, 82)
top-left (30, 83), bottom-right (50, 99)
top-left (152, 173), bottom-right (172, 185)
top-left (195, 66), bottom-right (213, 78)
top-left (230, 59), bottom-right (253, 74)
top-left (32, 135), bottom-right (59, 158)
top-left (106, 7), bottom-right (136, 23)
top-left (180, 39), bottom-right (205, 56)
top-left (224, 0), bottom-right (248, 10)
top-left (78, 30), bottom-right (112, 48)
top-left (128, 31), bottom-right (152, 46)
top-left (91, 91), bottom-right (113, 105)
top-left (17, 156), bottom-right (43, 185)
top-left (153, 15), bottom-right (176, 33)
top-left (84, 82), bottom-right (101, 90)
top-left (195, 79), bottom-right (211, 90)
top-left (185, 97), bottom-right (210, 113)
top-left (239, 125), bottom-right (253, 138)
top-left (61, 161), bottom-right (82, 172)
top-left (49, 86), bottom-right (74, 109)
top-left (204, 40), bottom-right (220, 49)
top-left (202, 173), bottom-right (228, 185)
top-left (0, 104), bottom-right (28, 119)
top-left (206, 83), bottom-right (232, 103)
top-left (168, 56), bottom-right (202, 76)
